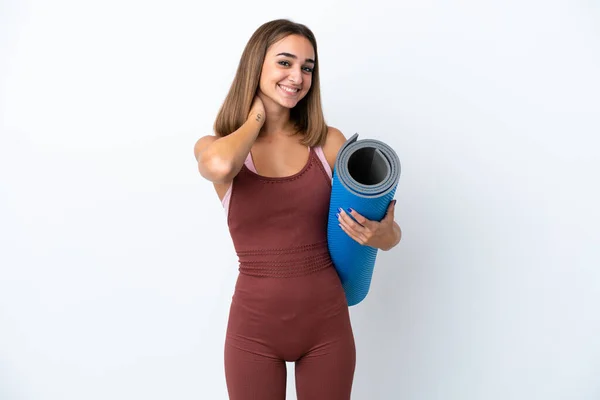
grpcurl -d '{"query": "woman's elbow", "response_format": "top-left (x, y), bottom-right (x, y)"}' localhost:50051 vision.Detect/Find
top-left (197, 153), bottom-right (235, 183)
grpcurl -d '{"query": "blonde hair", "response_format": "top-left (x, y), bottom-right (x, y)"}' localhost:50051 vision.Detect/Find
top-left (213, 19), bottom-right (328, 147)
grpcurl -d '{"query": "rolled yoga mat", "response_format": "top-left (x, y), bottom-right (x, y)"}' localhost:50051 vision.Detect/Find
top-left (327, 133), bottom-right (401, 306)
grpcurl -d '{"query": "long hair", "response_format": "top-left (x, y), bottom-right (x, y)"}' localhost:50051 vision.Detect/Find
top-left (213, 19), bottom-right (328, 147)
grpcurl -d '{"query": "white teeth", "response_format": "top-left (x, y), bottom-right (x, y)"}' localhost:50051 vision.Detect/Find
top-left (279, 85), bottom-right (298, 93)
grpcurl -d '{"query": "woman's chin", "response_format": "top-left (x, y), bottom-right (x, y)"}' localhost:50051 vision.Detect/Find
top-left (277, 97), bottom-right (301, 109)
top-left (262, 92), bottom-right (303, 110)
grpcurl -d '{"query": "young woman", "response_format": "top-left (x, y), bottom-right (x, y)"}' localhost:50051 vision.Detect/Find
top-left (194, 18), bottom-right (402, 400)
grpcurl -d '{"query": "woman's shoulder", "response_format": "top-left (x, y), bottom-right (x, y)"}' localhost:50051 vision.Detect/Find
top-left (320, 126), bottom-right (347, 171)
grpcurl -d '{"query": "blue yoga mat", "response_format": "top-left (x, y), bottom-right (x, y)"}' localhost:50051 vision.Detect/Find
top-left (327, 133), bottom-right (401, 306)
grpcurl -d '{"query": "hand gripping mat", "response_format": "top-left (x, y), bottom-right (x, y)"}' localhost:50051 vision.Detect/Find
top-left (327, 133), bottom-right (401, 306)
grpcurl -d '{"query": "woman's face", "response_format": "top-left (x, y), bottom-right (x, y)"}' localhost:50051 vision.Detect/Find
top-left (258, 34), bottom-right (315, 110)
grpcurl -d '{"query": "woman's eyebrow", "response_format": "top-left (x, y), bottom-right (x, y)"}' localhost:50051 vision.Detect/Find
top-left (276, 52), bottom-right (315, 64)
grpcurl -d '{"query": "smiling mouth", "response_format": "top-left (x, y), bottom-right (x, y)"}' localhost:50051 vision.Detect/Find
top-left (278, 84), bottom-right (300, 94)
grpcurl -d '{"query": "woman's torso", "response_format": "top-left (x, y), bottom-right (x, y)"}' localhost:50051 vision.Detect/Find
top-left (222, 139), bottom-right (335, 278)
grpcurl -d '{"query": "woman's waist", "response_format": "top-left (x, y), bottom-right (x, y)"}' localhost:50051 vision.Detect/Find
top-left (231, 265), bottom-right (346, 314)
top-left (235, 240), bottom-right (333, 278)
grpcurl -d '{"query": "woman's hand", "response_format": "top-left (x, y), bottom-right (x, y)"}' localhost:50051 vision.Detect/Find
top-left (248, 96), bottom-right (265, 126)
top-left (337, 200), bottom-right (401, 251)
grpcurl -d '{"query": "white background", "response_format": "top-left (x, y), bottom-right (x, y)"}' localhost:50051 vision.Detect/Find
top-left (1, 0), bottom-right (599, 399)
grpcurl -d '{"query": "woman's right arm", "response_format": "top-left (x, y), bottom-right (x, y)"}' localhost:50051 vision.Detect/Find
top-left (194, 99), bottom-right (265, 184)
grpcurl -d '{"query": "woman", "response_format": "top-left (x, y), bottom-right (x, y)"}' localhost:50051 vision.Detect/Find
top-left (194, 18), bottom-right (401, 400)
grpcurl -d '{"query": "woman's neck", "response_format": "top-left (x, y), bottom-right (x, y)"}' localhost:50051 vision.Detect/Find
top-left (258, 95), bottom-right (295, 138)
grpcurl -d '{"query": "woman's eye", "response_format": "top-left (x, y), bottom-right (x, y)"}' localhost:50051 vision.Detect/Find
top-left (302, 66), bottom-right (313, 73)
top-left (278, 60), bottom-right (290, 67)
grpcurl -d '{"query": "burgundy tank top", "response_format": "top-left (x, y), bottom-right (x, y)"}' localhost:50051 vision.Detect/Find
top-left (226, 147), bottom-right (334, 278)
